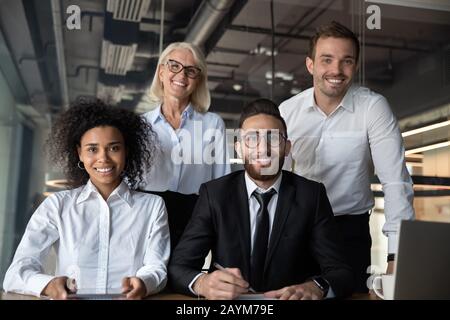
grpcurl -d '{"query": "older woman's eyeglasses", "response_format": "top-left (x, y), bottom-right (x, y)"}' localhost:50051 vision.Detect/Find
top-left (165, 59), bottom-right (202, 79)
top-left (242, 130), bottom-right (287, 148)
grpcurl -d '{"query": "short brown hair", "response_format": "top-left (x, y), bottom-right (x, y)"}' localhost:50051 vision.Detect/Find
top-left (308, 21), bottom-right (360, 62)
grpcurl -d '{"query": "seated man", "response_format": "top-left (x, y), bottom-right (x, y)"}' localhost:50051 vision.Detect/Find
top-left (168, 99), bottom-right (353, 300)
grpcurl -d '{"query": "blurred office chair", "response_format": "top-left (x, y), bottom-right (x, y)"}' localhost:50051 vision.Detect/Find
top-left (141, 190), bottom-right (198, 251)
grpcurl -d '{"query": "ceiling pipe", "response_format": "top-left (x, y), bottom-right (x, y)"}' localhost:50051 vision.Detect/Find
top-left (185, 0), bottom-right (236, 48)
top-left (50, 0), bottom-right (69, 109)
top-left (159, 0), bottom-right (165, 54)
top-left (228, 24), bottom-right (433, 53)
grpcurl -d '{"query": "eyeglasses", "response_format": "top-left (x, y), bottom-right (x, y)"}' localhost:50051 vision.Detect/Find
top-left (242, 130), bottom-right (287, 148)
top-left (165, 59), bottom-right (202, 79)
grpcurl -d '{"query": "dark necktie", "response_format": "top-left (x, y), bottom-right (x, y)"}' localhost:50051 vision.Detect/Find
top-left (250, 189), bottom-right (276, 291)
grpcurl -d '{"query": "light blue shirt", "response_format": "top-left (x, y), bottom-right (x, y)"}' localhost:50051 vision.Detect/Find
top-left (142, 104), bottom-right (231, 194)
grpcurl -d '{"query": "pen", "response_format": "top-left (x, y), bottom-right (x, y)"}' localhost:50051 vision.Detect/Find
top-left (213, 262), bottom-right (257, 293)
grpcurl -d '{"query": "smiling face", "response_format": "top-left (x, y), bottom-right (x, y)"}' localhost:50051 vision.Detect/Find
top-left (306, 37), bottom-right (358, 106)
top-left (236, 114), bottom-right (291, 183)
top-left (77, 126), bottom-right (126, 199)
top-left (159, 48), bottom-right (200, 105)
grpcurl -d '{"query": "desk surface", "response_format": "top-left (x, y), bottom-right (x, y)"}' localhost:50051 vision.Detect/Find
top-left (0, 291), bottom-right (195, 300)
top-left (0, 291), bottom-right (377, 300)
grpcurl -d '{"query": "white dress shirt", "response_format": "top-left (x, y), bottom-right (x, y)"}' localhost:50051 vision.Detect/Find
top-left (3, 180), bottom-right (170, 297)
top-left (279, 85), bottom-right (415, 253)
top-left (244, 172), bottom-right (281, 251)
top-left (142, 104), bottom-right (231, 195)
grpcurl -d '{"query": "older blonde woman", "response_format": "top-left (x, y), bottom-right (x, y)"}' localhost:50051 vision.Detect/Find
top-left (142, 42), bottom-right (230, 195)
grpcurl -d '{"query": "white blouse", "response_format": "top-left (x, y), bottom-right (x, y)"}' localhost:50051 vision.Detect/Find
top-left (3, 180), bottom-right (170, 297)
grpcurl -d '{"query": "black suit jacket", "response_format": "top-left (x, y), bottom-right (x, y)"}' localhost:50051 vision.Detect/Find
top-left (168, 170), bottom-right (353, 298)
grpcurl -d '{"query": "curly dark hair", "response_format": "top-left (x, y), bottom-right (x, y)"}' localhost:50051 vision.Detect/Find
top-left (47, 98), bottom-right (157, 190)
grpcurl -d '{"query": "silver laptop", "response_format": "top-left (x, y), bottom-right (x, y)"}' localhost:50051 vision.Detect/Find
top-left (393, 220), bottom-right (450, 300)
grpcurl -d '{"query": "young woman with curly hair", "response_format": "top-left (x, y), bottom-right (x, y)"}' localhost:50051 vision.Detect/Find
top-left (3, 99), bottom-right (170, 300)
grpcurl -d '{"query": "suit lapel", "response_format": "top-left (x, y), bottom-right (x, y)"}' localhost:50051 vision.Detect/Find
top-left (265, 174), bottom-right (295, 271)
top-left (231, 172), bottom-right (251, 280)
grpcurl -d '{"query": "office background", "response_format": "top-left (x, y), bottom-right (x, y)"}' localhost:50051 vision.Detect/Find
top-left (1, 0), bottom-right (450, 286)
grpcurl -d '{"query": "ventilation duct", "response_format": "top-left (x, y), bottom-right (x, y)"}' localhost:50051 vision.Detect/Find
top-left (106, 0), bottom-right (152, 22)
top-left (185, 0), bottom-right (236, 48)
top-left (98, 1), bottom-right (150, 100)
top-left (100, 41), bottom-right (138, 75)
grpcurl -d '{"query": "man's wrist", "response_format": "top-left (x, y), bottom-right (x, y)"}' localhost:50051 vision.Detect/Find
top-left (193, 274), bottom-right (206, 297)
top-left (311, 276), bottom-right (330, 297)
top-left (387, 253), bottom-right (396, 262)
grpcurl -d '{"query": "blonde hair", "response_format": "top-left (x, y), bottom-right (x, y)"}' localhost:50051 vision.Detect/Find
top-left (148, 42), bottom-right (210, 112)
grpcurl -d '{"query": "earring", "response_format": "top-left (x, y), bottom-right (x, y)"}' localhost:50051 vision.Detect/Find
top-left (77, 161), bottom-right (85, 170)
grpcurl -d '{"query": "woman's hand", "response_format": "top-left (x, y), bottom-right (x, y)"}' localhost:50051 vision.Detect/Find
top-left (122, 277), bottom-right (147, 299)
top-left (42, 276), bottom-right (75, 300)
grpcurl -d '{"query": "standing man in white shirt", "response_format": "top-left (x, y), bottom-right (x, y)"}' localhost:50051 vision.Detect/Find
top-left (279, 21), bottom-right (414, 293)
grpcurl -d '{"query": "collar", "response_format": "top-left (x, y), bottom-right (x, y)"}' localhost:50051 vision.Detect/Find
top-left (306, 84), bottom-right (357, 113)
top-left (150, 105), bottom-right (164, 124)
top-left (151, 103), bottom-right (194, 124)
top-left (244, 171), bottom-right (282, 200)
top-left (76, 180), bottom-right (133, 208)
top-left (338, 84), bottom-right (356, 113)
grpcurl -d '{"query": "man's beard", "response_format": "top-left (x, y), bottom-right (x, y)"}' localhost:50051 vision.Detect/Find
top-left (244, 156), bottom-right (285, 182)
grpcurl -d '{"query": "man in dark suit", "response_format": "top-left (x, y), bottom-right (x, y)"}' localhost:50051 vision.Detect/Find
top-left (169, 99), bottom-right (353, 300)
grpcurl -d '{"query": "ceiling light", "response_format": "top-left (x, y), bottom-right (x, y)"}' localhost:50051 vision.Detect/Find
top-left (121, 94), bottom-right (135, 101)
top-left (251, 46), bottom-right (278, 56)
top-left (402, 120), bottom-right (450, 137)
top-left (405, 141), bottom-right (450, 155)
top-left (232, 84), bottom-right (242, 91)
top-left (265, 71), bottom-right (294, 81)
top-left (290, 87), bottom-right (302, 95)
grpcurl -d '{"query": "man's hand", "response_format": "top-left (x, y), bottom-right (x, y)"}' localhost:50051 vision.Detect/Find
top-left (42, 276), bottom-right (75, 300)
top-left (264, 281), bottom-right (324, 300)
top-left (386, 261), bottom-right (395, 274)
top-left (122, 277), bottom-right (147, 299)
top-left (193, 268), bottom-right (250, 300)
